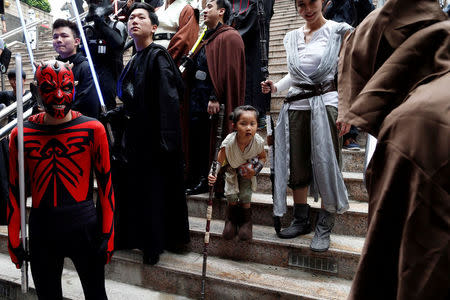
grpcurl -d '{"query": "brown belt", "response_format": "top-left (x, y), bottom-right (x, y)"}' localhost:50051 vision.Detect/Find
top-left (284, 80), bottom-right (337, 103)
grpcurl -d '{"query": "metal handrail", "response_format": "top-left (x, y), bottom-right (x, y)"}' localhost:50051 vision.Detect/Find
top-left (0, 19), bottom-right (46, 40)
top-left (0, 93), bottom-right (32, 121)
top-left (69, 11), bottom-right (88, 22)
top-left (0, 11), bottom-right (88, 43)
top-left (0, 107), bottom-right (33, 141)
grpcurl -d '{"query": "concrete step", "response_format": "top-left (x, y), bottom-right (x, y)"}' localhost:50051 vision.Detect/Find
top-left (0, 250), bottom-right (191, 300)
top-left (187, 216), bottom-right (363, 280)
top-left (103, 250), bottom-right (353, 300)
top-left (0, 229), bottom-right (352, 299)
top-left (269, 56), bottom-right (287, 65)
top-left (255, 168), bottom-right (368, 201)
top-left (262, 144), bottom-right (365, 173)
top-left (269, 44), bottom-right (287, 53)
top-left (187, 193), bottom-right (368, 237)
top-left (270, 29), bottom-right (291, 38)
top-left (270, 21), bottom-right (304, 31)
top-left (269, 61), bottom-right (288, 72)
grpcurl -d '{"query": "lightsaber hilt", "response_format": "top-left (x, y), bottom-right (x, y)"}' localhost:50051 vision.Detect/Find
top-left (257, 0), bottom-right (269, 80)
top-left (179, 27), bottom-right (207, 74)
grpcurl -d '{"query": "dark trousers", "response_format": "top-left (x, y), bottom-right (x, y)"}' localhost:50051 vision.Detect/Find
top-left (344, 125), bottom-right (359, 141)
top-left (29, 218), bottom-right (107, 300)
top-left (187, 112), bottom-right (211, 182)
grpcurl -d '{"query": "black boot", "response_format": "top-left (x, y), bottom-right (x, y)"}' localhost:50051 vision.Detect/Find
top-left (222, 205), bottom-right (239, 240)
top-left (310, 209), bottom-right (335, 252)
top-left (278, 203), bottom-right (311, 239)
top-left (238, 207), bottom-right (252, 241)
top-left (185, 176), bottom-right (208, 195)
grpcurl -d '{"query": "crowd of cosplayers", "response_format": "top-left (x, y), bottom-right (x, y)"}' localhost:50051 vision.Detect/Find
top-left (0, 0), bottom-right (448, 299)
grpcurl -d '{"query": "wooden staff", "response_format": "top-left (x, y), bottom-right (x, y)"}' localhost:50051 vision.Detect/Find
top-left (200, 104), bottom-right (225, 300)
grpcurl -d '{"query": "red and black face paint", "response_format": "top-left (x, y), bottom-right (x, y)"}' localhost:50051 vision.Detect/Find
top-left (35, 61), bottom-right (74, 119)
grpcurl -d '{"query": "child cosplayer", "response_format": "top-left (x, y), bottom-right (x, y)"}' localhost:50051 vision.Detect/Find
top-left (208, 105), bottom-right (266, 241)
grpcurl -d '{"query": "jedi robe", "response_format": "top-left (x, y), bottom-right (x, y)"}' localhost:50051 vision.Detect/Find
top-left (200, 24), bottom-right (246, 134)
top-left (113, 43), bottom-right (190, 262)
top-left (337, 0), bottom-right (450, 299)
top-left (154, 0), bottom-right (199, 66)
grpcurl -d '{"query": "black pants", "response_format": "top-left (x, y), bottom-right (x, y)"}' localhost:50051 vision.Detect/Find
top-left (29, 218), bottom-right (107, 300)
top-left (187, 112), bottom-right (211, 182)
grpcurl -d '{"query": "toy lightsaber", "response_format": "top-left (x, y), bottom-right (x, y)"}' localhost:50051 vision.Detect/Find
top-left (179, 26), bottom-right (207, 74)
top-left (15, 54), bottom-right (29, 294)
top-left (70, 0), bottom-right (115, 146)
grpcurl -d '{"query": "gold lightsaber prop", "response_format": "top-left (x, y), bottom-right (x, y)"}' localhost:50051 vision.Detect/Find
top-left (179, 27), bottom-right (208, 74)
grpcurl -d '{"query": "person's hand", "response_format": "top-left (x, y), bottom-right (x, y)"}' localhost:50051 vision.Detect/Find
top-left (336, 120), bottom-right (351, 137)
top-left (261, 80), bottom-right (276, 94)
top-left (99, 109), bottom-right (119, 124)
top-left (208, 174), bottom-right (217, 186)
top-left (207, 100), bottom-right (220, 115)
top-left (10, 243), bottom-right (28, 269)
top-left (97, 234), bottom-right (113, 264)
top-left (238, 162), bottom-right (255, 179)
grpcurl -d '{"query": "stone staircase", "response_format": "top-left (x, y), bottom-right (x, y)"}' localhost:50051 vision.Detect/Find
top-left (0, 0), bottom-right (369, 299)
top-left (1, 41), bottom-right (57, 92)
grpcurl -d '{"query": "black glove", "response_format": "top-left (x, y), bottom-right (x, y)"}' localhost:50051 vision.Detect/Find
top-left (10, 243), bottom-right (29, 269)
top-left (180, 55), bottom-right (195, 73)
top-left (99, 108), bottom-right (120, 124)
top-left (96, 233), bottom-right (112, 264)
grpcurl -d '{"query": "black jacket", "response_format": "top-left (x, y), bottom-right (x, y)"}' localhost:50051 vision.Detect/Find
top-left (58, 52), bottom-right (100, 119)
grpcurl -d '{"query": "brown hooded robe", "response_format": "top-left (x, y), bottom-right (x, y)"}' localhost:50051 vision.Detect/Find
top-left (167, 5), bottom-right (199, 66)
top-left (337, 1), bottom-right (450, 299)
top-left (204, 24), bottom-right (246, 134)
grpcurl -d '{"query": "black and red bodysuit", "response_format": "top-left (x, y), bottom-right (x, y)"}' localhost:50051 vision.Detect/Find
top-left (7, 111), bottom-right (114, 262)
top-left (7, 111), bottom-right (114, 269)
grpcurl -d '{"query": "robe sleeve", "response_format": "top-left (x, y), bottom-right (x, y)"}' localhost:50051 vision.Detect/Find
top-left (154, 51), bottom-right (183, 153)
top-left (7, 128), bottom-right (22, 268)
top-left (92, 122), bottom-right (115, 263)
top-left (167, 5), bottom-right (199, 66)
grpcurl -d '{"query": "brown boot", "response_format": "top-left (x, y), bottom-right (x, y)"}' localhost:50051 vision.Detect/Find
top-left (222, 205), bottom-right (239, 240)
top-left (238, 207), bottom-right (252, 241)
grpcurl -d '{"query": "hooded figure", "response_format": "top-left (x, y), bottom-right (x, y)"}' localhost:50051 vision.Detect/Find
top-left (337, 0), bottom-right (450, 299)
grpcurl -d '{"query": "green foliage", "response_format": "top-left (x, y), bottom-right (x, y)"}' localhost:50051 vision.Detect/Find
top-left (20, 0), bottom-right (52, 13)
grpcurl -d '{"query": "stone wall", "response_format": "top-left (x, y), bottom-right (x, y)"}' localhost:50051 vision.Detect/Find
top-left (2, 0), bottom-right (53, 44)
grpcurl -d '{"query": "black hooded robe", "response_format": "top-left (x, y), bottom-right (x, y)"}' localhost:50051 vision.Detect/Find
top-left (231, 0), bottom-right (275, 116)
top-left (113, 43), bottom-right (190, 262)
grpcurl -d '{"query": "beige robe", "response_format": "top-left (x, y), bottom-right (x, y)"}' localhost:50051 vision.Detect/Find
top-left (337, 0), bottom-right (450, 299)
top-left (221, 132), bottom-right (265, 195)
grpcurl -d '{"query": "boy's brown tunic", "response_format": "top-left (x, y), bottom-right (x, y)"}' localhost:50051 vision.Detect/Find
top-left (337, 0), bottom-right (450, 299)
